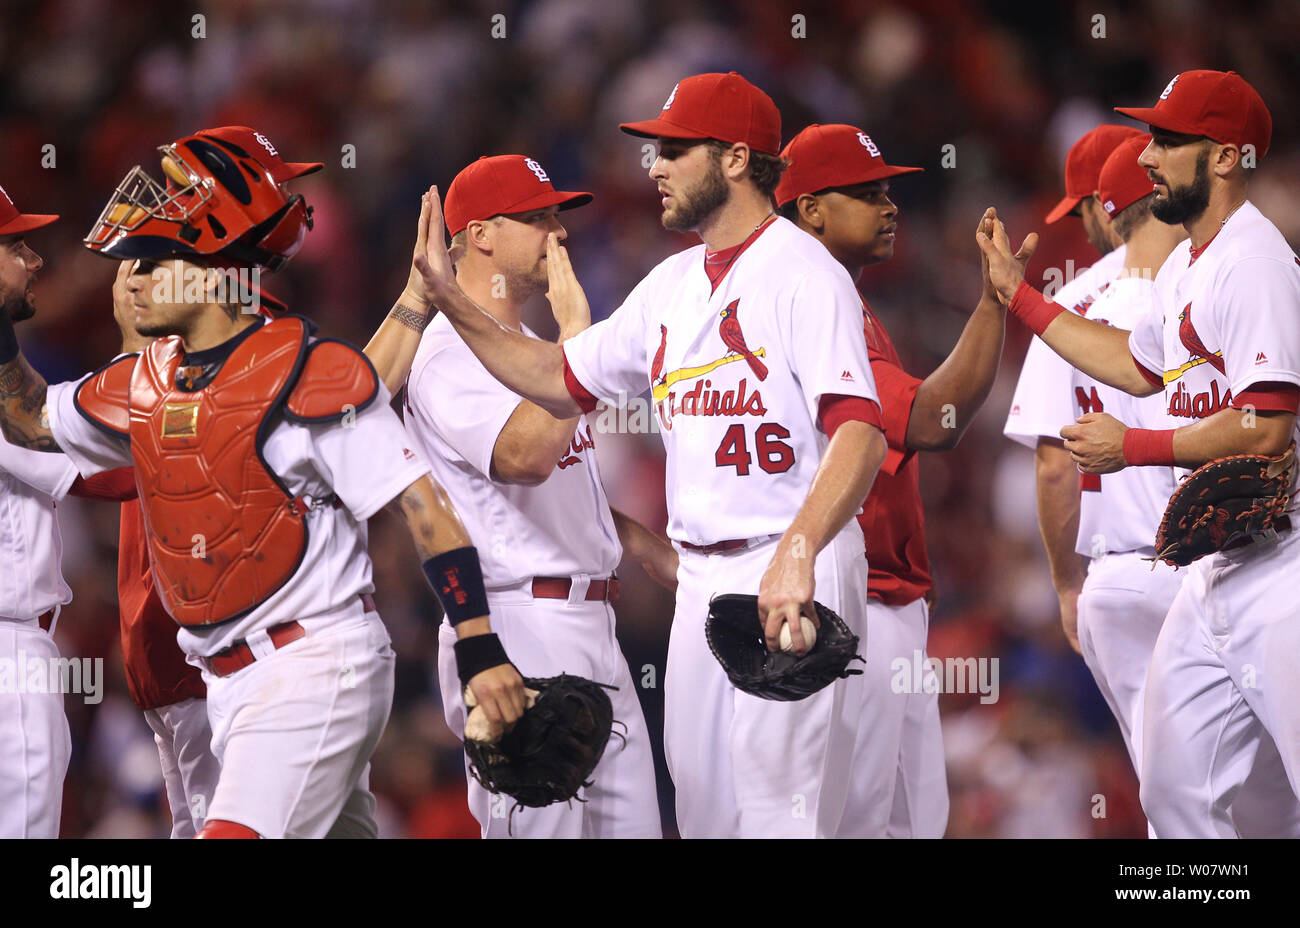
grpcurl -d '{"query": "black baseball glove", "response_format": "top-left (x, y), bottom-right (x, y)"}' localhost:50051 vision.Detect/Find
top-left (1153, 444), bottom-right (1295, 567)
top-left (462, 673), bottom-right (619, 813)
top-left (705, 593), bottom-right (865, 701)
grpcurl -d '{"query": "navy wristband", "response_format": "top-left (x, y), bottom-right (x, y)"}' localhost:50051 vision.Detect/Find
top-left (421, 546), bottom-right (490, 626)
top-left (0, 310), bottom-right (18, 364)
top-left (454, 633), bottom-right (511, 689)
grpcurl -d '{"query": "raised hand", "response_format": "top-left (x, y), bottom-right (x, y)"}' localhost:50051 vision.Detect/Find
top-left (411, 185), bottom-right (463, 308)
top-left (975, 207), bottom-right (1039, 305)
top-left (544, 233), bottom-right (591, 341)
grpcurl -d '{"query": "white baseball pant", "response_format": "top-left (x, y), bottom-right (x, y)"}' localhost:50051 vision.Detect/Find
top-left (666, 526), bottom-right (870, 838)
top-left (201, 603), bottom-right (395, 838)
top-left (0, 619), bottom-right (70, 838)
top-left (143, 696), bottom-right (221, 838)
top-left (437, 588), bottom-right (661, 838)
top-left (1140, 525), bottom-right (1300, 837)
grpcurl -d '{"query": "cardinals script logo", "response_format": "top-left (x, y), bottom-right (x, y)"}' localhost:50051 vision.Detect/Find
top-left (1164, 302), bottom-right (1233, 419)
top-left (650, 300), bottom-right (770, 428)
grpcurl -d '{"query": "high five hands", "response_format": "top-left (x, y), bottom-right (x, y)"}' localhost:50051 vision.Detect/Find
top-left (975, 207), bottom-right (1039, 305)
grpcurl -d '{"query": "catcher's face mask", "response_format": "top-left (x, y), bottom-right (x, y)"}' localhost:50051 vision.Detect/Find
top-left (85, 135), bottom-right (313, 272)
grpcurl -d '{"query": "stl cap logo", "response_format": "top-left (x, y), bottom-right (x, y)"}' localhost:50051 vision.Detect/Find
top-left (524, 157), bottom-right (550, 183)
top-left (856, 132), bottom-right (882, 158)
top-left (662, 83), bottom-right (679, 111)
top-left (1159, 75), bottom-right (1180, 100)
top-left (253, 131), bottom-right (280, 158)
top-left (1103, 199), bottom-right (1116, 214)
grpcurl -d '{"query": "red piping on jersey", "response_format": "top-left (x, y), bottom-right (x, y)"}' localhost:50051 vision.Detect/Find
top-left (562, 351), bottom-right (600, 414)
top-left (703, 215), bottom-right (777, 294)
top-left (1188, 228), bottom-right (1221, 265)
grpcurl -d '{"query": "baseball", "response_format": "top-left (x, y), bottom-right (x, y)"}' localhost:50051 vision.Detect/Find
top-left (778, 616), bottom-right (817, 653)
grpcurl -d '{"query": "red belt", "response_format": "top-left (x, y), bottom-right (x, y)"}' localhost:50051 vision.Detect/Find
top-left (205, 594), bottom-right (376, 678)
top-left (531, 577), bottom-right (620, 603)
top-left (680, 538), bottom-right (750, 555)
top-left (37, 609), bottom-right (55, 632)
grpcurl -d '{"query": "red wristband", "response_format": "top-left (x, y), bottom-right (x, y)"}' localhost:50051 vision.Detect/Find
top-left (1122, 428), bottom-right (1176, 466)
top-left (1009, 281), bottom-right (1065, 337)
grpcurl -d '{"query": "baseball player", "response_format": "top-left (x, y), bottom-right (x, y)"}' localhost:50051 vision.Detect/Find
top-left (61, 261), bottom-right (220, 839)
top-left (773, 124), bottom-right (1012, 837)
top-left (1003, 124), bottom-right (1143, 650)
top-left (361, 155), bottom-right (672, 838)
top-left (0, 126), bottom-right (528, 838)
top-left (0, 190), bottom-right (77, 837)
top-left (980, 71), bottom-right (1300, 838)
top-left (411, 72), bottom-right (890, 837)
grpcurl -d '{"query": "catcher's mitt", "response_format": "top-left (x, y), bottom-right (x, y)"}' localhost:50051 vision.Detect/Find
top-left (1153, 444), bottom-right (1295, 567)
top-left (462, 673), bottom-right (619, 813)
top-left (706, 594), bottom-right (865, 701)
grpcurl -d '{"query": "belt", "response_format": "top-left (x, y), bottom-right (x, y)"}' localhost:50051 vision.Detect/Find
top-left (205, 593), bottom-right (376, 678)
top-left (38, 609), bottom-right (55, 632)
top-left (680, 535), bottom-right (780, 556)
top-left (531, 577), bottom-right (620, 603)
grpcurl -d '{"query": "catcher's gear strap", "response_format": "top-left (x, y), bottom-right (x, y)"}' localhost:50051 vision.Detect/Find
top-left (283, 338), bottom-right (380, 423)
top-left (422, 545), bottom-right (490, 626)
top-left (453, 633), bottom-right (512, 689)
top-left (73, 354), bottom-right (139, 439)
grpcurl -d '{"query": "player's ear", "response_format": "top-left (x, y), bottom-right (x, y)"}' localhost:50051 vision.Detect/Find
top-left (1212, 142), bottom-right (1241, 178)
top-left (466, 219), bottom-right (493, 255)
top-left (721, 142), bottom-right (751, 182)
top-left (796, 193), bottom-right (824, 232)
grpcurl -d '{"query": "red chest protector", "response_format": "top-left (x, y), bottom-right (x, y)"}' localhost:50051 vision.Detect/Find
top-left (75, 316), bottom-right (379, 627)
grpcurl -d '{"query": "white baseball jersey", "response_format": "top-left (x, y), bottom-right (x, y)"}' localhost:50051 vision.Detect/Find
top-left (0, 438), bottom-right (78, 620)
top-left (403, 315), bottom-right (620, 588)
top-left (1070, 276), bottom-right (1179, 556)
top-left (1129, 201), bottom-right (1300, 485)
top-left (45, 339), bottom-right (430, 658)
top-left (562, 216), bottom-right (879, 546)
top-left (1004, 245), bottom-right (1127, 449)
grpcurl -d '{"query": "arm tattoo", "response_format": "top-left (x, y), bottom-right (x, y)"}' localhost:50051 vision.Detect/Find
top-left (390, 303), bottom-right (430, 334)
top-left (0, 357), bottom-right (60, 451)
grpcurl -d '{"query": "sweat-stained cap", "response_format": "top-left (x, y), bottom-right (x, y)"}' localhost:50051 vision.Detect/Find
top-left (444, 155), bottom-right (593, 237)
top-left (619, 72), bottom-right (782, 156)
top-left (195, 126), bottom-right (324, 183)
top-left (1114, 70), bottom-right (1272, 159)
top-left (1045, 124), bottom-right (1145, 224)
top-left (0, 184), bottom-right (58, 236)
top-left (1098, 134), bottom-right (1156, 218)
top-left (774, 124), bottom-right (923, 208)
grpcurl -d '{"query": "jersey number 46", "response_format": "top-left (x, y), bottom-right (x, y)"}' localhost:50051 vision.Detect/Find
top-left (714, 422), bottom-right (796, 476)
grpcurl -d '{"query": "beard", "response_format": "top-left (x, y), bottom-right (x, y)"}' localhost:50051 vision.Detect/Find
top-left (662, 154), bottom-right (730, 232)
top-left (135, 319), bottom-right (185, 338)
top-left (1151, 148), bottom-right (1211, 225)
top-left (2, 290), bottom-right (36, 323)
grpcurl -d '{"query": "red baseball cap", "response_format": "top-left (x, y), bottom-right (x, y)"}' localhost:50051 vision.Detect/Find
top-left (195, 126), bottom-right (324, 183)
top-left (1098, 134), bottom-right (1156, 218)
top-left (619, 72), bottom-right (782, 156)
top-left (0, 184), bottom-right (58, 236)
top-left (1115, 70), bottom-right (1271, 159)
top-left (774, 124), bottom-right (922, 208)
top-left (443, 155), bottom-right (593, 237)
top-left (1045, 124), bottom-right (1145, 224)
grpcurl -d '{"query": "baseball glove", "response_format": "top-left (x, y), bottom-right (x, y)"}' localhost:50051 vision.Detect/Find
top-left (1152, 444), bottom-right (1296, 567)
top-left (462, 673), bottom-right (619, 813)
top-left (705, 593), bottom-right (865, 701)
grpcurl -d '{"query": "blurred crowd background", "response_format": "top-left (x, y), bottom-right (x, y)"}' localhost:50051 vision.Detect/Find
top-left (3, 0), bottom-right (1295, 837)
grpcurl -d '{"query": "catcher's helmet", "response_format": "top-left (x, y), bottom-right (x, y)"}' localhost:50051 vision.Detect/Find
top-left (84, 126), bottom-right (322, 272)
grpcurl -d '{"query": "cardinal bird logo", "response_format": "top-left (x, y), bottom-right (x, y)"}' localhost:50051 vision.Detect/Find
top-left (718, 300), bottom-right (768, 381)
top-left (1177, 302), bottom-right (1226, 375)
top-left (650, 324), bottom-right (668, 385)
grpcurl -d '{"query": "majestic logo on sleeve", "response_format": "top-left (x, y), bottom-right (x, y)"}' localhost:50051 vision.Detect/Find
top-left (1164, 302), bottom-right (1232, 418)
